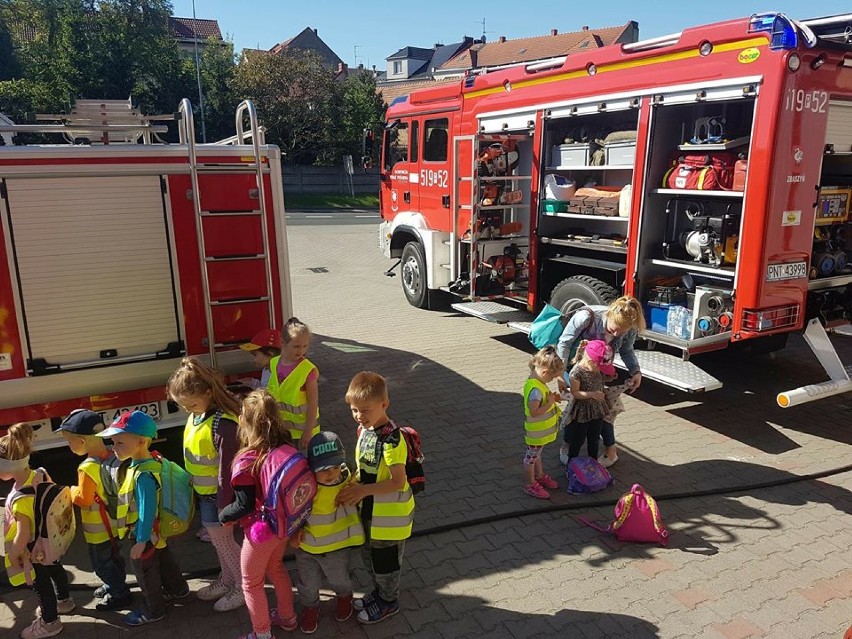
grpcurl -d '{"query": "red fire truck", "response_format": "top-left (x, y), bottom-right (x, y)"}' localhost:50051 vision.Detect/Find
top-left (377, 12), bottom-right (852, 404)
top-left (0, 98), bottom-right (292, 449)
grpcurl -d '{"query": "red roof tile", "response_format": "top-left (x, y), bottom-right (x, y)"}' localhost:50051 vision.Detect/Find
top-left (170, 17), bottom-right (222, 41)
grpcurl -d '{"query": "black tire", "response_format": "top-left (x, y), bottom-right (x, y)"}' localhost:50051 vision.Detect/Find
top-left (549, 275), bottom-right (618, 315)
top-left (401, 241), bottom-right (429, 308)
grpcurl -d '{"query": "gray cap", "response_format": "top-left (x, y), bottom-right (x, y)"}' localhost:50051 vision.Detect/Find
top-left (307, 431), bottom-right (345, 472)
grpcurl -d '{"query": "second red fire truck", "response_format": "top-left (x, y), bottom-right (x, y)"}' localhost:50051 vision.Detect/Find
top-left (377, 12), bottom-right (852, 404)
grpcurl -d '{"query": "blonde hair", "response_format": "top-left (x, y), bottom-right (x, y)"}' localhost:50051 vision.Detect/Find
top-left (529, 345), bottom-right (564, 375)
top-left (166, 357), bottom-right (241, 416)
top-left (237, 389), bottom-right (293, 474)
top-left (345, 371), bottom-right (388, 404)
top-left (606, 296), bottom-right (646, 332)
top-left (283, 316), bottom-right (311, 344)
top-left (0, 423), bottom-right (34, 460)
top-left (573, 339), bottom-right (591, 365)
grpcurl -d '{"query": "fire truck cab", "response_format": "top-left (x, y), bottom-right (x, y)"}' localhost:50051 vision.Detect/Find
top-left (378, 13), bottom-right (852, 402)
top-left (0, 98), bottom-right (292, 449)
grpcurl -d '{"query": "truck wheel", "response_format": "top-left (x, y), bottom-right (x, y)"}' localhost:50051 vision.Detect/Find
top-left (401, 241), bottom-right (429, 308)
top-left (549, 275), bottom-right (618, 315)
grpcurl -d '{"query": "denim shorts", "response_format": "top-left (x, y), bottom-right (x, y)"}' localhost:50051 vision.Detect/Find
top-left (198, 494), bottom-right (221, 527)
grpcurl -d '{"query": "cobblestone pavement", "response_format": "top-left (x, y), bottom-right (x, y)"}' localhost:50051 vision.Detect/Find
top-left (3, 219), bottom-right (851, 638)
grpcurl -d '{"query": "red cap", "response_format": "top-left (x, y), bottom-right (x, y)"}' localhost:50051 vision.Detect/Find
top-left (240, 328), bottom-right (282, 351)
top-left (584, 340), bottom-right (617, 376)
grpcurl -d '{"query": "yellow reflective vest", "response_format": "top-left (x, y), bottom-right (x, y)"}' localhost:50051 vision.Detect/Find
top-left (183, 411), bottom-right (236, 495)
top-left (77, 455), bottom-right (117, 545)
top-left (300, 471), bottom-right (364, 554)
top-left (356, 429), bottom-right (414, 541)
top-left (3, 469), bottom-right (39, 586)
top-left (266, 356), bottom-right (320, 441)
top-left (115, 459), bottom-right (166, 549)
top-left (523, 378), bottom-right (560, 446)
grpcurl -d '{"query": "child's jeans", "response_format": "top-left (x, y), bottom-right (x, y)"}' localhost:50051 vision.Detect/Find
top-left (131, 545), bottom-right (187, 619)
top-left (87, 540), bottom-right (130, 599)
top-left (295, 547), bottom-right (354, 608)
top-left (362, 518), bottom-right (405, 603)
top-left (601, 421), bottom-right (616, 448)
top-left (566, 418), bottom-right (604, 460)
top-left (241, 535), bottom-right (294, 635)
top-left (33, 562), bottom-right (69, 623)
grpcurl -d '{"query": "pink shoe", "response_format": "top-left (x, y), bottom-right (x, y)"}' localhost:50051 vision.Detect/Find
top-left (270, 608), bottom-right (298, 631)
top-left (537, 473), bottom-right (559, 490)
top-left (524, 482), bottom-right (550, 499)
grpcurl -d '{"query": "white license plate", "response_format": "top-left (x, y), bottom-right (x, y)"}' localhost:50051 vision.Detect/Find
top-left (766, 261), bottom-right (808, 282)
top-left (97, 402), bottom-right (162, 424)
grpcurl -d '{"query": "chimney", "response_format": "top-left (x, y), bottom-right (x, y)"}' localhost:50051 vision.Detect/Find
top-left (551, 29), bottom-right (558, 36)
top-left (582, 25), bottom-right (589, 31)
top-left (313, 28), bottom-right (318, 34)
top-left (499, 36), bottom-right (506, 43)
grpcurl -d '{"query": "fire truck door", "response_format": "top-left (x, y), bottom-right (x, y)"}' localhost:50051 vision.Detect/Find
top-left (417, 117), bottom-right (452, 228)
top-left (3, 175), bottom-right (182, 373)
top-left (382, 119), bottom-right (415, 214)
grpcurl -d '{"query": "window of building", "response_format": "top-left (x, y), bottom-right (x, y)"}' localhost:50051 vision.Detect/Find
top-left (393, 60), bottom-right (403, 75)
top-left (423, 118), bottom-right (449, 162)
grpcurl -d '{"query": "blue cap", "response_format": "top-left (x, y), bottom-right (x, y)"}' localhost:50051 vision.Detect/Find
top-left (98, 410), bottom-right (157, 439)
top-left (57, 409), bottom-right (105, 435)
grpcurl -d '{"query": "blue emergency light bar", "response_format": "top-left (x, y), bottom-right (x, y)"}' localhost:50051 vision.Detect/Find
top-left (748, 13), bottom-right (799, 50)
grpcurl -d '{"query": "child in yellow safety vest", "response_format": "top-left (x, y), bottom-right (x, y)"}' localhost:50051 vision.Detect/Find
top-left (265, 317), bottom-right (320, 451)
top-left (291, 431), bottom-right (365, 633)
top-left (522, 346), bottom-right (564, 500)
top-left (338, 371), bottom-right (415, 625)
top-left (97, 411), bottom-right (188, 627)
top-left (57, 410), bottom-right (131, 612)
top-left (239, 328), bottom-right (282, 390)
top-left (1, 423), bottom-right (73, 639)
top-left (167, 357), bottom-right (244, 612)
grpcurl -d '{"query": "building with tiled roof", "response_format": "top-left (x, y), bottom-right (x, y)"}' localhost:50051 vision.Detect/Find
top-left (269, 27), bottom-right (343, 69)
top-left (436, 22), bottom-right (639, 79)
top-left (169, 17), bottom-right (223, 55)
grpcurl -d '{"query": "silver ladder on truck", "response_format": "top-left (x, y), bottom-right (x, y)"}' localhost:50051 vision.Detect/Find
top-left (178, 98), bottom-right (276, 367)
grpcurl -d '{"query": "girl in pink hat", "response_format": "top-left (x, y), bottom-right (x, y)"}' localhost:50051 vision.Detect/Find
top-left (564, 340), bottom-right (615, 462)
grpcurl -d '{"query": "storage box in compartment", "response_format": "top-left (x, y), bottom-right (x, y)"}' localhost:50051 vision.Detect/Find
top-left (644, 301), bottom-right (692, 338)
top-left (551, 143), bottom-right (596, 167)
top-left (542, 199), bottom-right (569, 214)
top-left (604, 141), bottom-right (636, 166)
top-left (585, 196), bottom-right (619, 217)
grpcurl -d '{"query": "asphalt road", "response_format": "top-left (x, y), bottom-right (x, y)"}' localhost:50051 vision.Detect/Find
top-left (284, 207), bottom-right (380, 225)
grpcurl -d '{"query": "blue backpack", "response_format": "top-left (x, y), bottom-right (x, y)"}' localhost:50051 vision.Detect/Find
top-left (529, 305), bottom-right (595, 350)
top-left (566, 457), bottom-right (614, 494)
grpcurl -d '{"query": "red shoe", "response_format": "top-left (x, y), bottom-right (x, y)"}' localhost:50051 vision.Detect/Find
top-left (300, 606), bottom-right (319, 634)
top-left (524, 482), bottom-right (549, 499)
top-left (537, 473), bottom-right (559, 490)
top-left (336, 595), bottom-right (353, 622)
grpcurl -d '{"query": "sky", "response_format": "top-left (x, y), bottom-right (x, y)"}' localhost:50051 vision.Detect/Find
top-left (171, 1), bottom-right (851, 72)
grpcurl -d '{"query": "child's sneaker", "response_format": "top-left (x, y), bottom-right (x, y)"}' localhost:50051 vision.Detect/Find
top-left (162, 586), bottom-right (191, 602)
top-left (336, 595), bottom-right (353, 622)
top-left (95, 593), bottom-right (132, 611)
top-left (357, 597), bottom-right (400, 625)
top-left (352, 590), bottom-right (377, 612)
top-left (213, 587), bottom-right (245, 612)
top-left (93, 585), bottom-right (109, 599)
top-left (598, 454), bottom-right (618, 468)
top-left (56, 598), bottom-right (75, 615)
top-left (197, 578), bottom-right (230, 601)
top-left (523, 482), bottom-right (550, 499)
top-left (299, 606), bottom-right (319, 634)
top-left (20, 618), bottom-right (63, 639)
top-left (537, 473), bottom-right (559, 490)
top-left (124, 610), bottom-right (165, 626)
top-left (270, 608), bottom-right (298, 631)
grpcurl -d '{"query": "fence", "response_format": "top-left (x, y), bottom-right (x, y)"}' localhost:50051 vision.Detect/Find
top-left (282, 165), bottom-right (380, 195)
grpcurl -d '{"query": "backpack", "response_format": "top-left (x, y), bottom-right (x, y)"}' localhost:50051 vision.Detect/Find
top-left (94, 454), bottom-right (128, 522)
top-left (18, 473), bottom-right (76, 564)
top-left (565, 457), bottom-right (614, 494)
top-left (149, 451), bottom-right (195, 539)
top-left (663, 152), bottom-right (737, 191)
top-left (256, 444), bottom-right (317, 539)
top-left (529, 305), bottom-right (594, 350)
top-left (377, 422), bottom-right (426, 495)
top-left (581, 483), bottom-right (669, 545)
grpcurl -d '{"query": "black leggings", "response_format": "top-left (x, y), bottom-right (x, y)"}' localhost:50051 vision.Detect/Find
top-left (566, 418), bottom-right (604, 461)
top-left (33, 562), bottom-right (69, 622)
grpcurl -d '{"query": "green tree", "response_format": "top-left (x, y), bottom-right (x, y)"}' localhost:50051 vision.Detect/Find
top-left (233, 50), bottom-right (343, 165)
top-left (198, 37), bottom-right (236, 141)
top-left (340, 71), bottom-right (386, 164)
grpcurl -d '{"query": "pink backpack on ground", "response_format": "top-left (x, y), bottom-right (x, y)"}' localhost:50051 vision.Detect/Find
top-left (581, 483), bottom-right (669, 545)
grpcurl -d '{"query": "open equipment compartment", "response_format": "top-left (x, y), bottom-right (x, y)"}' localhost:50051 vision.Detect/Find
top-left (634, 87), bottom-right (756, 350)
